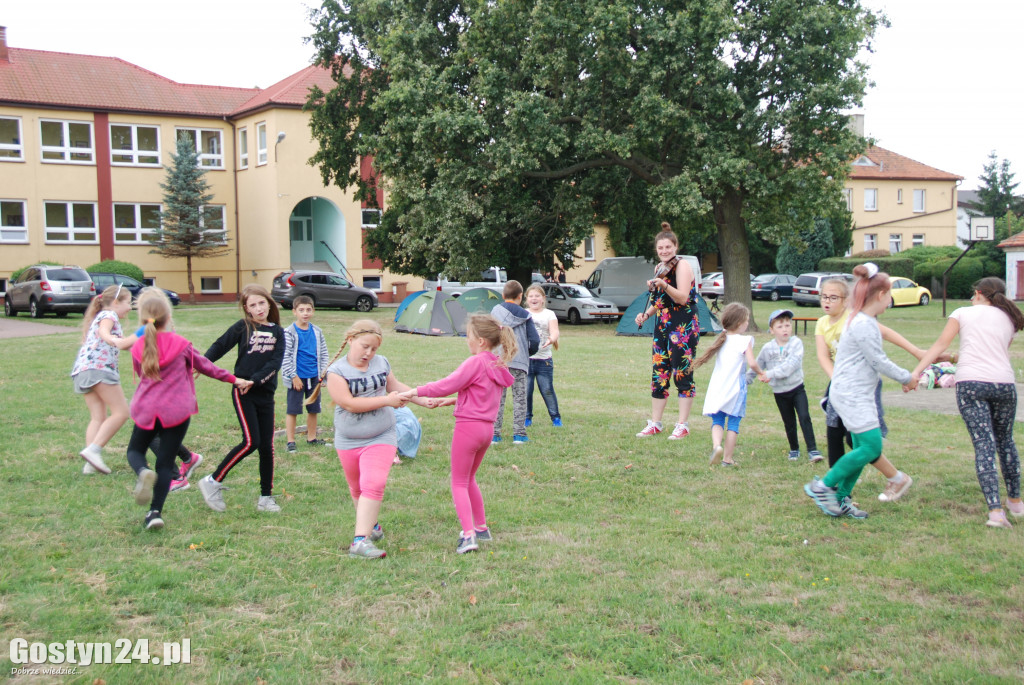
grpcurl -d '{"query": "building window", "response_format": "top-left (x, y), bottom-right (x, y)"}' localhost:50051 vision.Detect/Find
top-left (584, 235), bottom-right (595, 260)
top-left (44, 201), bottom-right (98, 243)
top-left (239, 128), bottom-right (248, 169)
top-left (1, 200), bottom-right (28, 243)
top-left (0, 117), bottom-right (24, 161)
top-left (912, 233), bottom-right (925, 248)
top-left (864, 188), bottom-right (878, 211)
top-left (842, 188), bottom-right (852, 212)
top-left (361, 209), bottom-right (381, 227)
top-left (363, 276), bottom-right (382, 290)
top-left (896, 188), bottom-right (903, 204)
top-left (0, 278), bottom-right (6, 292)
top-left (113, 203), bottom-right (161, 244)
top-left (864, 233), bottom-right (877, 251)
top-left (176, 128), bottom-right (224, 168)
top-left (256, 123), bottom-right (267, 166)
top-left (40, 119), bottom-right (94, 163)
top-left (913, 189), bottom-right (926, 213)
top-left (201, 205), bottom-right (227, 244)
top-left (889, 233), bottom-right (902, 254)
top-left (200, 276), bottom-right (222, 293)
top-left (110, 124), bottom-right (160, 166)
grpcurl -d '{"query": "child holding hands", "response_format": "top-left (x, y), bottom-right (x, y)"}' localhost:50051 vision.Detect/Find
top-left (400, 314), bottom-right (515, 554)
top-left (695, 303), bottom-right (765, 467)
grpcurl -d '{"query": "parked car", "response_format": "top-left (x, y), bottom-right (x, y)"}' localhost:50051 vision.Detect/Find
top-left (702, 272), bottom-right (754, 299)
top-left (750, 273), bottom-right (797, 301)
top-left (5, 264), bottom-right (95, 318)
top-left (423, 267), bottom-right (507, 296)
top-left (889, 277), bottom-right (931, 307)
top-left (792, 272), bottom-right (853, 307)
top-left (272, 270), bottom-right (377, 312)
top-left (89, 272), bottom-right (180, 306)
top-left (540, 282), bottom-right (619, 324)
top-left (583, 255), bottom-right (702, 310)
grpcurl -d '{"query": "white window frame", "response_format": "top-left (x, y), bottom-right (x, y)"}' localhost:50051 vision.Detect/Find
top-left (896, 188), bottom-right (903, 204)
top-left (0, 116), bottom-right (24, 161)
top-left (1, 199), bottom-right (28, 243)
top-left (256, 122), bottom-right (267, 166)
top-left (110, 123), bottom-right (161, 166)
top-left (44, 201), bottom-right (98, 244)
top-left (864, 233), bottom-right (877, 251)
top-left (889, 233), bottom-right (902, 254)
top-left (864, 188), bottom-right (878, 212)
top-left (201, 205), bottom-right (227, 245)
top-left (40, 119), bottom-right (95, 164)
top-left (842, 188), bottom-right (852, 212)
top-left (584, 235), bottom-right (595, 260)
top-left (913, 189), bottom-right (926, 213)
top-left (113, 202), bottom-right (162, 244)
top-left (200, 276), bottom-right (222, 294)
top-left (912, 233), bottom-right (925, 248)
top-left (238, 128), bottom-right (248, 169)
top-left (361, 209), bottom-right (381, 227)
top-left (176, 128), bottom-right (224, 169)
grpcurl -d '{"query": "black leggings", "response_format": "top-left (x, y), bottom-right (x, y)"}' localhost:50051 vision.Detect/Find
top-left (126, 418), bottom-right (191, 513)
top-left (773, 384), bottom-right (817, 452)
top-left (211, 388), bottom-right (275, 496)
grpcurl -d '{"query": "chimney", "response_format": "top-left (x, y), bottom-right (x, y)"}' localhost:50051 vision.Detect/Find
top-left (847, 113), bottom-right (865, 138)
top-left (0, 27), bottom-right (8, 63)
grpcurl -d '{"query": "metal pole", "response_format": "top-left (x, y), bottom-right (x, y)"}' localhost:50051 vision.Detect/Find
top-left (942, 242), bottom-right (977, 317)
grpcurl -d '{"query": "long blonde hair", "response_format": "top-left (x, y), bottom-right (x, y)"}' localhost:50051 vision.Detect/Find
top-left (82, 284), bottom-right (131, 340)
top-left (468, 314), bottom-right (517, 366)
top-left (136, 288), bottom-right (173, 381)
top-left (694, 303), bottom-right (749, 369)
top-left (305, 320), bottom-right (383, 405)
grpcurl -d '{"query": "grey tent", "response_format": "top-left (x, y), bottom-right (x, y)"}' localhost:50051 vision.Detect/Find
top-left (394, 290), bottom-right (468, 335)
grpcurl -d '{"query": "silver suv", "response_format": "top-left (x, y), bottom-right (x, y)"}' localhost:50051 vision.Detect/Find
top-left (271, 270), bottom-right (377, 312)
top-left (791, 272), bottom-right (853, 307)
top-left (5, 265), bottom-right (95, 318)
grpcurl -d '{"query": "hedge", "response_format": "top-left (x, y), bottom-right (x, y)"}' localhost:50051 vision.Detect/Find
top-left (817, 256), bottom-right (914, 278)
top-left (10, 261), bottom-right (63, 282)
top-left (85, 260), bottom-right (145, 282)
top-left (914, 257), bottom-right (983, 299)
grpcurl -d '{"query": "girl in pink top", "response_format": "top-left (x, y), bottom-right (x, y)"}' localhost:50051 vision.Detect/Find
top-left (910, 277), bottom-right (1024, 528)
top-left (401, 314), bottom-right (516, 554)
top-left (127, 289), bottom-right (252, 530)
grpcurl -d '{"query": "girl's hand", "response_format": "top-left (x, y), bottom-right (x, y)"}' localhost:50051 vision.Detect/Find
top-left (397, 389), bottom-right (417, 402)
top-left (437, 397), bottom-right (456, 407)
top-left (903, 377), bottom-right (919, 392)
top-left (758, 372), bottom-right (770, 383)
top-left (234, 379), bottom-right (254, 392)
top-left (386, 391), bottom-right (408, 408)
top-left (635, 311), bottom-right (648, 326)
top-left (292, 377), bottom-right (304, 391)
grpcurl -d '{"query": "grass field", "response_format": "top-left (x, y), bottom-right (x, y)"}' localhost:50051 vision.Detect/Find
top-left (2, 298), bottom-right (1023, 683)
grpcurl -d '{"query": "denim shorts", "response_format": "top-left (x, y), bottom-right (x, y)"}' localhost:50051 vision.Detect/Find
top-left (709, 411), bottom-right (742, 433)
top-left (286, 377), bottom-right (321, 414)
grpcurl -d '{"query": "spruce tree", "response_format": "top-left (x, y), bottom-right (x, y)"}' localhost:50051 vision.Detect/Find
top-left (976, 152), bottom-right (1023, 219)
top-left (151, 136), bottom-right (229, 303)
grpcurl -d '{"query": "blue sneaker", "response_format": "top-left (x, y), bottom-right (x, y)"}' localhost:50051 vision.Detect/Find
top-left (524, 419), bottom-right (532, 427)
top-left (552, 418), bottom-right (563, 427)
top-left (804, 478), bottom-right (841, 517)
top-left (492, 435), bottom-right (502, 444)
top-left (513, 435), bottom-right (529, 445)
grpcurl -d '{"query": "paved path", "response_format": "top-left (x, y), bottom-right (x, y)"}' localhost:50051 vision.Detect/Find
top-left (0, 318), bottom-right (76, 339)
top-left (882, 383), bottom-right (1024, 423)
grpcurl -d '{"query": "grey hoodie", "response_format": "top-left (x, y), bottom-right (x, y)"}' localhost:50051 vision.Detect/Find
top-left (490, 302), bottom-right (539, 373)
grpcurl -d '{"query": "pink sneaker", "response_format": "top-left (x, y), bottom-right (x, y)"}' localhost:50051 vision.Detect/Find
top-left (179, 452), bottom-right (204, 480)
top-left (986, 510), bottom-right (1012, 529)
top-left (169, 476), bottom-right (190, 493)
top-left (635, 420), bottom-right (663, 437)
top-left (668, 423), bottom-right (690, 440)
top-left (878, 474), bottom-right (912, 502)
top-left (1006, 500), bottom-right (1024, 517)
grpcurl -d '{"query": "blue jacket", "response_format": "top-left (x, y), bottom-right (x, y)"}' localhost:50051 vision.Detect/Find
top-left (491, 302), bottom-right (540, 373)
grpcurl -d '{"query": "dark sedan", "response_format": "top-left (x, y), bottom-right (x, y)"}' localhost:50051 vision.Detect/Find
top-left (750, 273), bottom-right (797, 301)
top-left (272, 270), bottom-right (377, 312)
top-left (89, 272), bottom-right (180, 306)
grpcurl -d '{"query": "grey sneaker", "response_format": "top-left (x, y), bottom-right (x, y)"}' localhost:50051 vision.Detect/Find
top-left (708, 445), bottom-right (724, 466)
top-left (475, 528), bottom-right (492, 542)
top-left (808, 450), bottom-right (824, 463)
top-left (256, 496), bottom-right (281, 513)
top-left (350, 538), bottom-right (386, 558)
top-left (198, 475), bottom-right (227, 512)
top-left (370, 523), bottom-right (384, 542)
top-left (804, 478), bottom-right (841, 516)
top-left (133, 468), bottom-right (157, 506)
top-left (286, 442), bottom-right (297, 453)
top-left (840, 496), bottom-right (869, 519)
top-left (788, 450), bottom-right (800, 461)
top-left (456, 535), bottom-right (479, 554)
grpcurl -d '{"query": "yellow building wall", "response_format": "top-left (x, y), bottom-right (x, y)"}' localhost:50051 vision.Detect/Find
top-left (846, 179), bottom-right (959, 252)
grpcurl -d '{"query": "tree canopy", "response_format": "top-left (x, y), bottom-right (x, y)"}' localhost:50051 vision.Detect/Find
top-left (306, 0), bottom-right (882, 302)
top-left (976, 152), bottom-right (1023, 220)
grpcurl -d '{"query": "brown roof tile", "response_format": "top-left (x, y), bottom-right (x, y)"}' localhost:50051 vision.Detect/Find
top-left (230, 64), bottom-right (344, 117)
top-left (848, 145), bottom-right (962, 182)
top-left (998, 231), bottom-right (1024, 249)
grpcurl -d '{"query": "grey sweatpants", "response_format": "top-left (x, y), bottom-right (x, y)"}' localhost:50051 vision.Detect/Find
top-left (494, 368), bottom-right (527, 438)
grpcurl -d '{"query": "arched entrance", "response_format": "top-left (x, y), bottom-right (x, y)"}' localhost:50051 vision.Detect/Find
top-left (288, 197), bottom-right (346, 273)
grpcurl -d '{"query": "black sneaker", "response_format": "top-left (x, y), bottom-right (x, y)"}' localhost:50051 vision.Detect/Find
top-left (307, 438), bottom-right (332, 447)
top-left (144, 510), bottom-right (164, 530)
top-left (286, 442), bottom-right (297, 453)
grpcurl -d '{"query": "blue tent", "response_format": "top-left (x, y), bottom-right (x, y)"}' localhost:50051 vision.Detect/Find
top-left (394, 290), bottom-right (427, 322)
top-left (394, 290), bottom-right (468, 336)
top-left (615, 293), bottom-right (722, 336)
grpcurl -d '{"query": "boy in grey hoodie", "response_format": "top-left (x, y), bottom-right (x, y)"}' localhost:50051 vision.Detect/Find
top-left (491, 280), bottom-right (540, 444)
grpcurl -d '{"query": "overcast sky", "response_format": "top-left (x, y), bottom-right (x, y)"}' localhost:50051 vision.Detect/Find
top-left (4, 0), bottom-right (1020, 190)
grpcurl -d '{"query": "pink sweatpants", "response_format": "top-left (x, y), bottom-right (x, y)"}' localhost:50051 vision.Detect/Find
top-left (450, 419), bottom-right (494, 534)
top-left (337, 443), bottom-right (397, 502)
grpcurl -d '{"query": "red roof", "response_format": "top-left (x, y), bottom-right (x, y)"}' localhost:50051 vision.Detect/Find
top-left (0, 47), bottom-right (259, 117)
top-left (231, 64), bottom-right (346, 117)
top-left (998, 231), bottom-right (1024, 249)
top-left (848, 145), bottom-right (962, 182)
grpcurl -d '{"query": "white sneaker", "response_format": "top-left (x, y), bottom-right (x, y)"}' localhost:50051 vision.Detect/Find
top-left (133, 468), bottom-right (157, 506)
top-left (198, 475), bottom-right (227, 512)
top-left (82, 462), bottom-right (97, 475)
top-left (256, 495), bottom-right (281, 513)
top-left (635, 420), bottom-right (663, 437)
top-left (79, 445), bottom-right (111, 475)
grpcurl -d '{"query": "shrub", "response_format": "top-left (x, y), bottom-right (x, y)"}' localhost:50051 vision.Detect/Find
top-left (10, 261), bottom-right (62, 282)
top-left (818, 256), bottom-right (914, 278)
top-left (851, 249), bottom-right (892, 259)
top-left (919, 257), bottom-right (983, 299)
top-left (899, 245), bottom-right (960, 265)
top-left (86, 260), bottom-right (145, 282)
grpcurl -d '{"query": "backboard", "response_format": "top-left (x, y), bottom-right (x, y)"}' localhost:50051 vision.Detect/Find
top-left (969, 216), bottom-right (994, 242)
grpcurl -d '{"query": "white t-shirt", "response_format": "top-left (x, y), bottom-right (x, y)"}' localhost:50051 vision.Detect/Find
top-left (702, 334), bottom-right (753, 418)
top-left (950, 305), bottom-right (1016, 384)
top-left (529, 308), bottom-right (557, 361)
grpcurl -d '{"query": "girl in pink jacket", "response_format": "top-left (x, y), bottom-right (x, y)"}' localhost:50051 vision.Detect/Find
top-left (401, 314), bottom-right (516, 554)
top-left (127, 289), bottom-right (252, 530)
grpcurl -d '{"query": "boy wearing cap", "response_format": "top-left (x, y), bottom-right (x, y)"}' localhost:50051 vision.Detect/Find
top-left (747, 309), bottom-right (822, 462)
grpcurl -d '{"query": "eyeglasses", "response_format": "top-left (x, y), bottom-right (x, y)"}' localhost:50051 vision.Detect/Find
top-left (820, 295), bottom-right (845, 303)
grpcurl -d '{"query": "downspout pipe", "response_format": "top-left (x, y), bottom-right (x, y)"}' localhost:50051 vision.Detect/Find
top-left (226, 116), bottom-right (241, 301)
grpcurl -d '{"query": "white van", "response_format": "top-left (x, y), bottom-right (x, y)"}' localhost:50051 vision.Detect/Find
top-left (423, 267), bottom-right (545, 296)
top-left (583, 256), bottom-right (702, 311)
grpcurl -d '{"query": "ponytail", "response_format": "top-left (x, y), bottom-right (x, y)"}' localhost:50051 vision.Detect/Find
top-left (975, 277), bottom-right (1024, 332)
top-left (849, 263), bottom-right (891, 324)
top-left (693, 302), bottom-right (749, 369)
top-left (135, 288), bottom-right (172, 380)
top-left (467, 314), bottom-right (517, 365)
top-left (82, 284), bottom-right (130, 340)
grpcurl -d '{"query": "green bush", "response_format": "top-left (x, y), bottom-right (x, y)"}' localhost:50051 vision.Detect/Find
top-left (850, 249), bottom-right (892, 259)
top-left (899, 245), bottom-right (961, 265)
top-left (817, 256), bottom-right (914, 278)
top-left (919, 257), bottom-right (983, 299)
top-left (85, 260), bottom-right (145, 282)
top-left (10, 261), bottom-right (62, 282)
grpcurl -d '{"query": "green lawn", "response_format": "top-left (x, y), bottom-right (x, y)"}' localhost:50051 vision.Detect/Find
top-left (2, 299), bottom-right (1023, 683)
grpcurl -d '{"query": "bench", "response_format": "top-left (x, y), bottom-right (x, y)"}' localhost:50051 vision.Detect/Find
top-left (793, 317), bottom-right (817, 335)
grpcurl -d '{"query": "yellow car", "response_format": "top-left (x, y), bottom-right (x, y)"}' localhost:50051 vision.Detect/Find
top-left (889, 277), bottom-right (931, 307)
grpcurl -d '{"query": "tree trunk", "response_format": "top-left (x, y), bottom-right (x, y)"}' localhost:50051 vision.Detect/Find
top-left (713, 188), bottom-right (758, 331)
top-left (506, 264), bottom-right (535, 302)
top-left (186, 255), bottom-right (196, 305)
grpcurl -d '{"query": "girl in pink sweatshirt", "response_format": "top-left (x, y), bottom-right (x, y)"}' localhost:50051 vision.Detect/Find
top-left (401, 314), bottom-right (516, 554)
top-left (127, 289), bottom-right (252, 530)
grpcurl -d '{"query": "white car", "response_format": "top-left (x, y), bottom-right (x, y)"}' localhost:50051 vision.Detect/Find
top-left (702, 272), bottom-right (753, 299)
top-left (540, 282), bottom-right (619, 324)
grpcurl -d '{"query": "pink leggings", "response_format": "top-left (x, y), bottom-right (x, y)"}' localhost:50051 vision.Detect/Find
top-left (451, 420), bottom-right (494, 534)
top-left (337, 443), bottom-right (397, 502)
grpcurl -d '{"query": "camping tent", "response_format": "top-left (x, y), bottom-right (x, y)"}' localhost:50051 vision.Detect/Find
top-left (615, 293), bottom-right (722, 337)
top-left (394, 290), bottom-right (468, 335)
top-left (455, 287), bottom-right (504, 315)
top-left (394, 290), bottom-right (427, 322)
